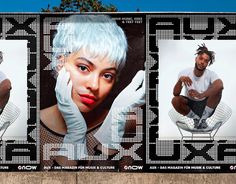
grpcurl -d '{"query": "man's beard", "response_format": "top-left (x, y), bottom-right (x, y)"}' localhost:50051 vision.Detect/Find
top-left (195, 63), bottom-right (206, 72)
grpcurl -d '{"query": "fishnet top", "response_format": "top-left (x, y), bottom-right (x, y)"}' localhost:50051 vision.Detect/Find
top-left (40, 121), bottom-right (137, 171)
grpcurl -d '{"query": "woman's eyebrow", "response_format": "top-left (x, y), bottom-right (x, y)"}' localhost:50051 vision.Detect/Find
top-left (104, 67), bottom-right (117, 72)
top-left (77, 57), bottom-right (94, 65)
top-left (77, 57), bottom-right (117, 72)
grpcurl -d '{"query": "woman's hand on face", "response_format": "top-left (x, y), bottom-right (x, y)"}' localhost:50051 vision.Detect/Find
top-left (55, 67), bottom-right (88, 160)
top-left (94, 70), bottom-right (145, 150)
top-left (112, 70), bottom-right (145, 109)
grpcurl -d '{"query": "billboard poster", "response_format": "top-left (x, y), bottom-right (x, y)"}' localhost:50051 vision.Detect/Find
top-left (146, 14), bottom-right (236, 173)
top-left (0, 13), bottom-right (235, 172)
top-left (0, 14), bottom-right (39, 171)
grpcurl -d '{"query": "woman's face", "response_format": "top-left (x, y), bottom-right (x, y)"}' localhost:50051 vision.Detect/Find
top-left (64, 50), bottom-right (117, 113)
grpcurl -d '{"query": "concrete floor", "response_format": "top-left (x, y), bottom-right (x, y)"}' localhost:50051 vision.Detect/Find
top-left (0, 173), bottom-right (235, 184)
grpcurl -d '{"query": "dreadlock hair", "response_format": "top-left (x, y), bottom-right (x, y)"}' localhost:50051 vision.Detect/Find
top-left (195, 43), bottom-right (215, 65)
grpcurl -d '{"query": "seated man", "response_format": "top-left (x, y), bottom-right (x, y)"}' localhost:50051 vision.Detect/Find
top-left (171, 44), bottom-right (223, 129)
top-left (0, 51), bottom-right (11, 115)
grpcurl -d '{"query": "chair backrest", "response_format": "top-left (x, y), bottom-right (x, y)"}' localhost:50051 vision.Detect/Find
top-left (169, 108), bottom-right (195, 131)
top-left (0, 101), bottom-right (20, 129)
top-left (206, 102), bottom-right (232, 128)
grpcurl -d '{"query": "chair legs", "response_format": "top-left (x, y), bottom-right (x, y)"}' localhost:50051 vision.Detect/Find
top-left (176, 123), bottom-right (222, 140)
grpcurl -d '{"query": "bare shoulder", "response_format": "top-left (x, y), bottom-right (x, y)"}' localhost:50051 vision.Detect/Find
top-left (40, 106), bottom-right (55, 125)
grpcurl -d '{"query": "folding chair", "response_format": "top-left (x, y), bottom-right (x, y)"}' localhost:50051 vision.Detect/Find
top-left (168, 102), bottom-right (232, 140)
top-left (0, 101), bottom-right (20, 140)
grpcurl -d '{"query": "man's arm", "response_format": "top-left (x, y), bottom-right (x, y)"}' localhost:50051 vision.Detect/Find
top-left (188, 79), bottom-right (223, 99)
top-left (202, 79), bottom-right (224, 98)
top-left (173, 79), bottom-right (183, 96)
top-left (0, 79), bottom-right (11, 111)
top-left (173, 76), bottom-right (192, 96)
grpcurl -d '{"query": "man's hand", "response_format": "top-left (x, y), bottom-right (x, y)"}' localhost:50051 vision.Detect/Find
top-left (188, 89), bottom-right (205, 99)
top-left (179, 76), bottom-right (192, 86)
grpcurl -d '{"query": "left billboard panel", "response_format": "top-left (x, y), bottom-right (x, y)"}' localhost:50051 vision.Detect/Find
top-left (0, 14), bottom-right (39, 171)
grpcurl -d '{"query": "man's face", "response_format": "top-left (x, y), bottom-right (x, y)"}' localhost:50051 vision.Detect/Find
top-left (195, 53), bottom-right (210, 71)
top-left (63, 49), bottom-right (117, 113)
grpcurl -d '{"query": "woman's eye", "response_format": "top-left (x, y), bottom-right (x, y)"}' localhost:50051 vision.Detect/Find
top-left (78, 65), bottom-right (88, 72)
top-left (104, 73), bottom-right (114, 81)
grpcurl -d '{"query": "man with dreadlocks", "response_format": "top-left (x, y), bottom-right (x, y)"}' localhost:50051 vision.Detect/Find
top-left (171, 43), bottom-right (223, 129)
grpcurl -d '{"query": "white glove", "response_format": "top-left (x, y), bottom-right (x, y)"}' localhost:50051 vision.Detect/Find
top-left (94, 70), bottom-right (145, 150)
top-left (55, 67), bottom-right (87, 160)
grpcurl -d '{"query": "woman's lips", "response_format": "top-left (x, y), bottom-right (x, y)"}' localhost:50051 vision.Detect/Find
top-left (79, 94), bottom-right (97, 105)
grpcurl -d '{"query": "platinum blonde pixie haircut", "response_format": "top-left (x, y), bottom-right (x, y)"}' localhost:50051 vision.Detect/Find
top-left (52, 14), bottom-right (128, 75)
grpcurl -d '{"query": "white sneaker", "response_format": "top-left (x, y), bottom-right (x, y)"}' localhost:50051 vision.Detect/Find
top-left (197, 119), bottom-right (208, 129)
